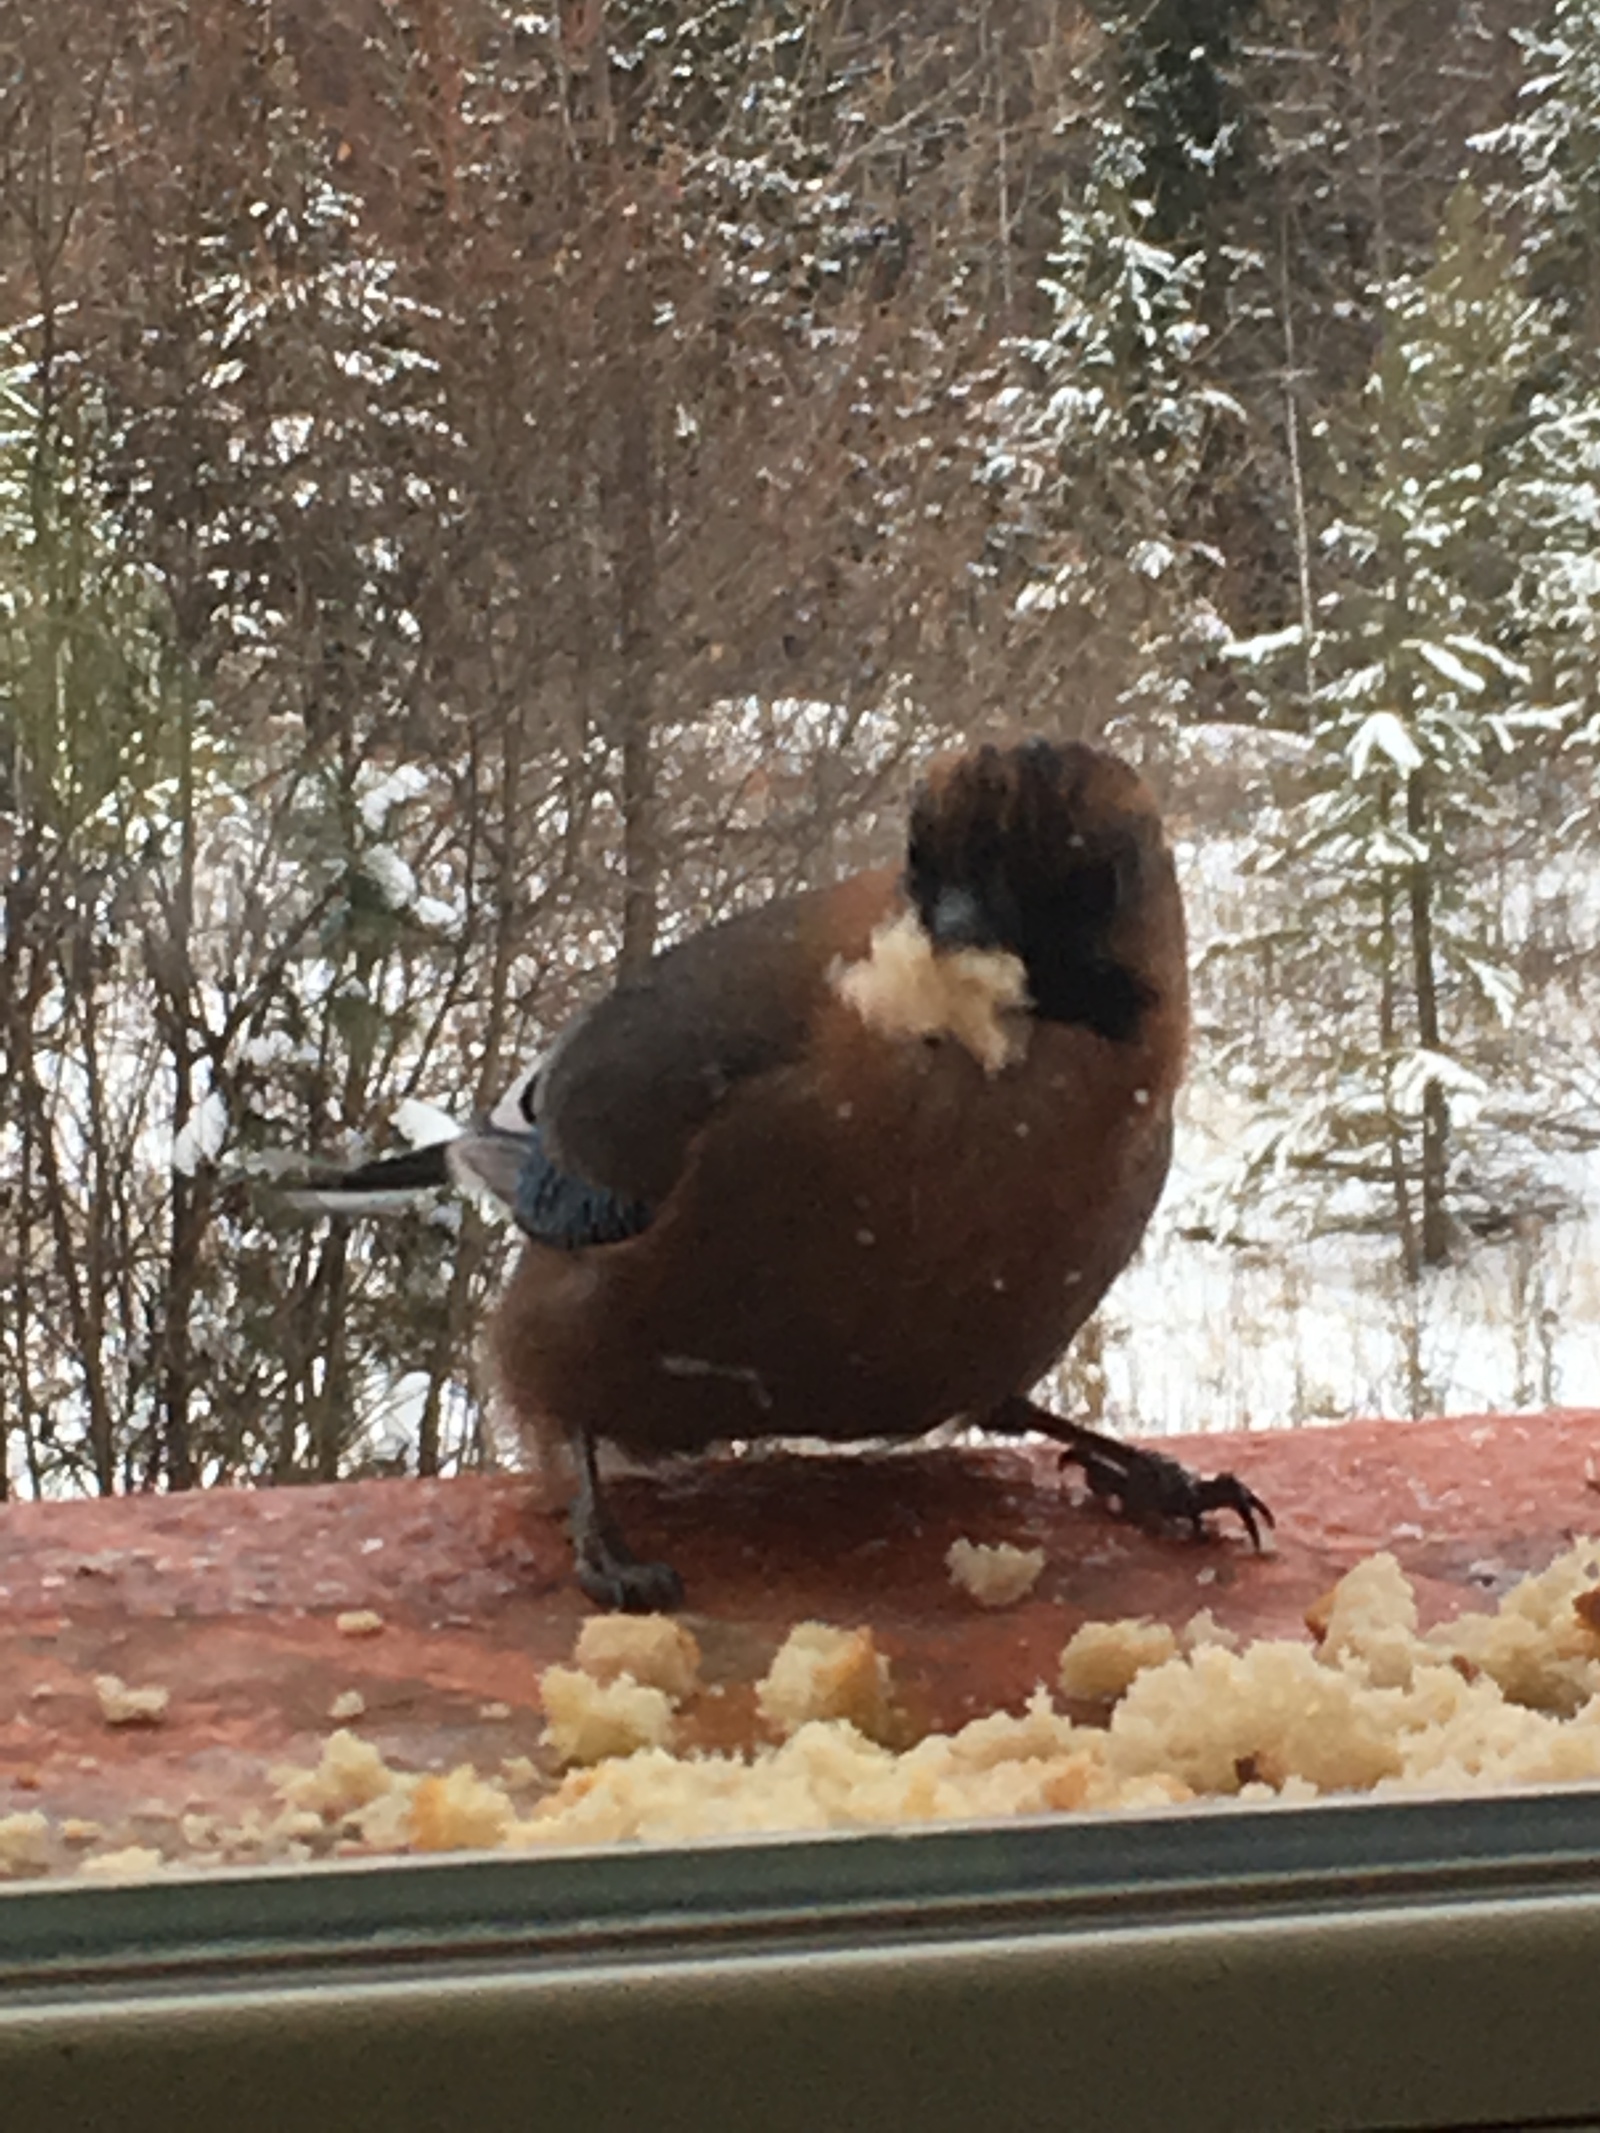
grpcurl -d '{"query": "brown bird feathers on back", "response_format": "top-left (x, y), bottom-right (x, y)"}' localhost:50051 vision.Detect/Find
top-left (294, 738), bottom-right (1267, 1609)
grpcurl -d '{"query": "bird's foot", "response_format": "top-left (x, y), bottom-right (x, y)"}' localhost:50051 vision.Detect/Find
top-left (570, 1426), bottom-right (686, 1611)
top-left (574, 1529), bottom-right (685, 1614)
top-left (991, 1398), bottom-right (1273, 1549)
top-left (1064, 1434), bottom-right (1274, 1548)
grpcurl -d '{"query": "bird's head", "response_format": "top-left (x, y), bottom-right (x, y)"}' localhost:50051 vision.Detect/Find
top-left (903, 737), bottom-right (1174, 1042)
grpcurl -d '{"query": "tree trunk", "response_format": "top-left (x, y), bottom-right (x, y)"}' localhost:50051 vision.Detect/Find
top-left (1406, 767), bottom-right (1451, 1266)
top-left (1378, 860), bottom-right (1421, 1284)
top-left (610, 284), bottom-right (660, 976)
top-left (618, 705), bottom-right (657, 974)
top-left (1278, 187), bottom-right (1316, 699)
top-left (156, 679), bottom-right (201, 1490)
top-left (312, 1230), bottom-right (352, 1483)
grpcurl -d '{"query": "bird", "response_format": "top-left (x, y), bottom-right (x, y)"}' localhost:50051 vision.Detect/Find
top-left (289, 736), bottom-right (1270, 1609)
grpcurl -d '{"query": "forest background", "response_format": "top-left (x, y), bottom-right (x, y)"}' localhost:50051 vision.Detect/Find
top-left (4, 0), bottom-right (1600, 1498)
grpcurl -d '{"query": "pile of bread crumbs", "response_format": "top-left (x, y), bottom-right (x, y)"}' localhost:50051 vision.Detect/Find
top-left (4, 1539), bottom-right (1600, 1880)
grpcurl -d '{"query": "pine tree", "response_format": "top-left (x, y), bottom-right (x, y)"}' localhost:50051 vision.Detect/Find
top-left (1216, 181), bottom-right (1600, 1277)
top-left (1476, 0), bottom-right (1600, 348)
top-left (1476, 0), bottom-right (1600, 790)
top-left (981, 107), bottom-right (1243, 734)
top-left (1097, 0), bottom-right (1263, 253)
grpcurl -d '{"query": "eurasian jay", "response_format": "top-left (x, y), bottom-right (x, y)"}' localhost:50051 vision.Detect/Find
top-left (293, 737), bottom-right (1268, 1608)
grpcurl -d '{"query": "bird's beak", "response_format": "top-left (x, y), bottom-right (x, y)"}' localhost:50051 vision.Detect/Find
top-left (926, 886), bottom-right (998, 952)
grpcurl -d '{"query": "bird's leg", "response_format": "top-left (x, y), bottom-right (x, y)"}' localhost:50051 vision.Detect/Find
top-left (988, 1396), bottom-right (1274, 1549)
top-left (568, 1425), bottom-right (686, 1613)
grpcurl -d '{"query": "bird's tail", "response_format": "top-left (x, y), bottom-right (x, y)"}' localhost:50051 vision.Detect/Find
top-left (280, 1129), bottom-right (533, 1219)
top-left (278, 1140), bottom-right (456, 1216)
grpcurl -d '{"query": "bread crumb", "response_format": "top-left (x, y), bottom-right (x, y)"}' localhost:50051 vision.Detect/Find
top-left (94, 1674), bottom-right (170, 1726)
top-left (479, 1702), bottom-right (513, 1721)
top-left (78, 1845), bottom-right (167, 1881)
top-left (1059, 1619), bottom-right (1180, 1702)
top-left (756, 1623), bottom-right (893, 1743)
top-left (1426, 1544), bottom-right (1600, 1714)
top-left (1107, 1639), bottom-right (1401, 1793)
top-left (1304, 1583), bottom-right (1339, 1643)
top-left (946, 1538), bottom-right (1046, 1609)
top-left (335, 1609), bottom-right (385, 1638)
top-left (0, 1811), bottom-right (51, 1877)
top-left (573, 1614), bottom-right (701, 1702)
top-left (1316, 1552), bottom-right (1420, 1688)
top-left (60, 1818), bottom-right (104, 1846)
top-left (352, 1782), bottom-right (418, 1852)
top-left (834, 912), bottom-right (1030, 1075)
top-left (1180, 1609), bottom-right (1238, 1653)
top-left (1040, 1758), bottom-right (1098, 1812)
top-left (275, 1729), bottom-right (397, 1818)
top-left (328, 1690), bottom-right (367, 1723)
top-left (540, 1667), bottom-right (676, 1766)
top-left (410, 1765), bottom-right (515, 1852)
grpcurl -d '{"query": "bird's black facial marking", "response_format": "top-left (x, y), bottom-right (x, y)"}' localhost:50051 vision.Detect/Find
top-left (905, 740), bottom-right (1159, 1044)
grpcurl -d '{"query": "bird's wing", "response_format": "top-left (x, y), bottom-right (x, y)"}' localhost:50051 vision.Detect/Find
top-left (286, 880), bottom-right (886, 1251)
top-left (446, 1119), bottom-right (655, 1249)
top-left (531, 889), bottom-right (842, 1210)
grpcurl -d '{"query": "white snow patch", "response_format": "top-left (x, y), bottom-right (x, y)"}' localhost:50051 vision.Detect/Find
top-left (357, 763), bottom-right (431, 832)
top-left (393, 1099), bottom-right (460, 1149)
top-left (1349, 711), bottom-right (1423, 779)
top-left (172, 1089), bottom-right (229, 1175)
top-left (362, 846), bottom-right (418, 909)
top-left (1411, 639), bottom-right (1487, 695)
top-left (1221, 625), bottom-right (1304, 665)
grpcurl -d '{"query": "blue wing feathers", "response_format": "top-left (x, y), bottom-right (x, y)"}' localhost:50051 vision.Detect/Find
top-left (511, 1122), bottom-right (654, 1249)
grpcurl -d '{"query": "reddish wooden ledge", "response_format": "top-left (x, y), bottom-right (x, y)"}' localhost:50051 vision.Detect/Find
top-left (1, 1410), bottom-right (1596, 1839)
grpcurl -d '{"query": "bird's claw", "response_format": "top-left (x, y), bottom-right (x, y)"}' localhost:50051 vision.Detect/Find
top-left (1063, 1440), bottom-right (1274, 1550)
top-left (575, 1537), bottom-right (685, 1614)
top-left (570, 1426), bottom-right (686, 1611)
